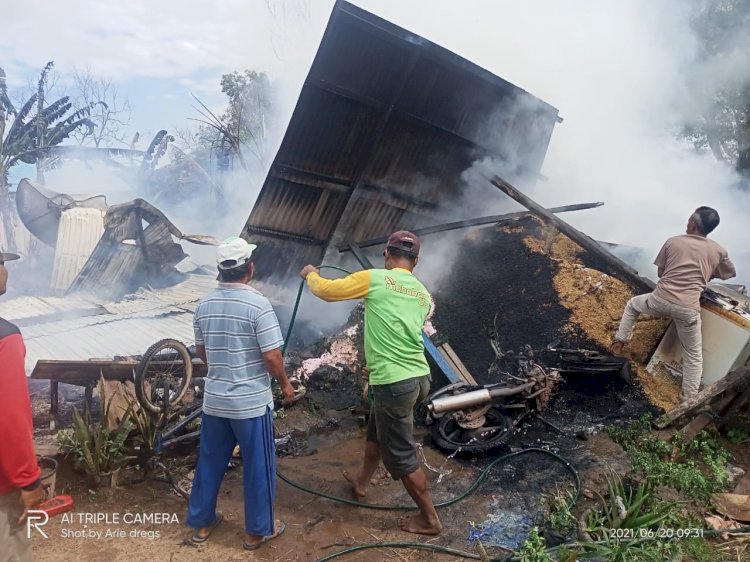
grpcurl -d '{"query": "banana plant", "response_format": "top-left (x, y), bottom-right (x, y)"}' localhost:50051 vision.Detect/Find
top-left (0, 62), bottom-right (100, 189)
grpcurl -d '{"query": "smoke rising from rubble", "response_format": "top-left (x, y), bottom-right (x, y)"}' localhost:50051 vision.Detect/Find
top-left (9, 2), bottom-right (750, 311)
top-left (242, 0), bottom-right (750, 335)
top-left (428, 0), bottom-right (749, 284)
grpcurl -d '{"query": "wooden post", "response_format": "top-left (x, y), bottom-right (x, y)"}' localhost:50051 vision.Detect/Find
top-left (676, 391), bottom-right (738, 443)
top-left (489, 176), bottom-right (656, 294)
top-left (655, 368), bottom-right (750, 429)
top-left (49, 380), bottom-right (58, 430)
top-left (84, 382), bottom-right (94, 419)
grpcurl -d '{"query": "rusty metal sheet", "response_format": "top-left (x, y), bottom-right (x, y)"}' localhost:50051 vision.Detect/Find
top-left (242, 0), bottom-right (560, 282)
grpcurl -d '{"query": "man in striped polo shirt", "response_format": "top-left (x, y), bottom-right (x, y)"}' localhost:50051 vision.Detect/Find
top-left (300, 231), bottom-right (442, 536)
top-left (188, 237), bottom-right (295, 551)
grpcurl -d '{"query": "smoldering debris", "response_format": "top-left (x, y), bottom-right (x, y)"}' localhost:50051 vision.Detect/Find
top-left (68, 198), bottom-right (213, 300)
top-left (432, 216), bottom-right (672, 422)
top-left (285, 303), bottom-right (367, 413)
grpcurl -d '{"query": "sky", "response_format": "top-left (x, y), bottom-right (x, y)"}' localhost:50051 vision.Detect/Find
top-left (2, 0), bottom-right (749, 283)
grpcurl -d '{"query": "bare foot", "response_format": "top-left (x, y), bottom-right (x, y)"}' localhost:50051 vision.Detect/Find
top-left (609, 341), bottom-right (625, 356)
top-left (342, 470), bottom-right (367, 499)
top-left (191, 512), bottom-right (223, 543)
top-left (398, 514), bottom-right (442, 536)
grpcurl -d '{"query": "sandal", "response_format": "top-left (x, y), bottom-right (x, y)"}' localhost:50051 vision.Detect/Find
top-left (243, 520), bottom-right (286, 550)
top-left (191, 512), bottom-right (223, 543)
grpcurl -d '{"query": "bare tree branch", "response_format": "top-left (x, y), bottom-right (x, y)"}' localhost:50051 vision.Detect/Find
top-left (70, 66), bottom-right (132, 147)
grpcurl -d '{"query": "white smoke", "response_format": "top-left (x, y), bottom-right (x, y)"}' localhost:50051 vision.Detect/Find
top-left (353, 0), bottom-right (749, 285)
top-left (10, 0), bottom-right (750, 295)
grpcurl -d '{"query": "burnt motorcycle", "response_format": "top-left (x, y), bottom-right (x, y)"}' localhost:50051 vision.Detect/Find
top-left (424, 345), bottom-right (562, 455)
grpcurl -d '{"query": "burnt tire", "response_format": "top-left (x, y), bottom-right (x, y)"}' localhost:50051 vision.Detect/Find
top-left (135, 339), bottom-right (193, 414)
top-left (431, 407), bottom-right (512, 456)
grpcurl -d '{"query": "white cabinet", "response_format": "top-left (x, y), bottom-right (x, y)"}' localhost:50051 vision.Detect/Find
top-left (647, 287), bottom-right (750, 386)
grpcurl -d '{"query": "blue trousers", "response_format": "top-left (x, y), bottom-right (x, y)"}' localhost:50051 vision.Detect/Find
top-left (186, 408), bottom-right (276, 536)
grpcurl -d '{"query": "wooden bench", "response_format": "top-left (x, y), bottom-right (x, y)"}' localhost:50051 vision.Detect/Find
top-left (31, 359), bottom-right (207, 428)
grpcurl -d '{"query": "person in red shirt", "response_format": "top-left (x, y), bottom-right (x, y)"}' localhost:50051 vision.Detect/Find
top-left (0, 250), bottom-right (43, 562)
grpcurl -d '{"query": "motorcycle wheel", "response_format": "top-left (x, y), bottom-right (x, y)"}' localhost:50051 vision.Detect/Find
top-left (431, 407), bottom-right (512, 456)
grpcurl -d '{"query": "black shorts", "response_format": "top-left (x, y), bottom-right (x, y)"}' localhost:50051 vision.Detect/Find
top-left (366, 375), bottom-right (430, 480)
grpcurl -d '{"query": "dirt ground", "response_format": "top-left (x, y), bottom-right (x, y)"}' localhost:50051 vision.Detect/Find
top-left (30, 404), bottom-right (631, 562)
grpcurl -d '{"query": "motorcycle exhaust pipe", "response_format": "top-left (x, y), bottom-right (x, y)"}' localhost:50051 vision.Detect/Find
top-left (428, 389), bottom-right (491, 413)
top-left (428, 382), bottom-right (536, 414)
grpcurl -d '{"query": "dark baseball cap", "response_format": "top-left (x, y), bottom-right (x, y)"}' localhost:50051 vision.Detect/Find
top-left (386, 230), bottom-right (420, 256)
top-left (0, 249), bottom-right (20, 263)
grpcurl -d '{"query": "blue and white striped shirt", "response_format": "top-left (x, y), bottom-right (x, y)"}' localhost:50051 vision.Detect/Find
top-left (193, 283), bottom-right (284, 419)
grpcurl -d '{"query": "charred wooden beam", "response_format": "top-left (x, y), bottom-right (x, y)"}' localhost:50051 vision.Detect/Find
top-left (490, 176), bottom-right (656, 293)
top-left (654, 367), bottom-right (750, 429)
top-left (338, 201), bottom-right (603, 252)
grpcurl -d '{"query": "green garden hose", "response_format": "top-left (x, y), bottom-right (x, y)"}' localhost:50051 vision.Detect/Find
top-left (277, 447), bottom-right (581, 511)
top-left (282, 264), bottom-right (353, 355)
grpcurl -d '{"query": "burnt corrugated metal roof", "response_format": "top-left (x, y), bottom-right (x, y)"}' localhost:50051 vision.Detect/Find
top-left (0, 274), bottom-right (217, 372)
top-left (242, 0), bottom-right (560, 282)
top-left (68, 199), bottom-right (188, 300)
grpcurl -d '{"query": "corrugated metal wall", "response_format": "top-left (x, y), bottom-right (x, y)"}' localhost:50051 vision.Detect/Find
top-left (243, 0), bottom-right (560, 282)
top-left (49, 207), bottom-right (106, 295)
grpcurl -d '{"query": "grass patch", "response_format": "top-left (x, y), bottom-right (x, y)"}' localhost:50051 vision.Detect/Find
top-left (607, 415), bottom-right (731, 502)
top-left (518, 527), bottom-right (551, 562)
top-left (544, 486), bottom-right (576, 536)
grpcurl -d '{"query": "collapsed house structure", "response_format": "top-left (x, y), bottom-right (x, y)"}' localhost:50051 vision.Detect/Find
top-left (241, 0), bottom-right (562, 284)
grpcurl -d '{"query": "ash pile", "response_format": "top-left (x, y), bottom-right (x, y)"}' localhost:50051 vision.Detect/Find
top-left (431, 216), bottom-right (675, 434)
top-left (284, 304), bottom-right (367, 413)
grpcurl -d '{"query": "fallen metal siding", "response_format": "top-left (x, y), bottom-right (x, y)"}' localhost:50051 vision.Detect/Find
top-left (1, 274), bottom-right (215, 372)
top-left (104, 275), bottom-right (217, 315)
top-left (0, 295), bottom-right (99, 322)
top-left (242, 1), bottom-right (559, 283)
top-left (23, 314), bottom-right (196, 369)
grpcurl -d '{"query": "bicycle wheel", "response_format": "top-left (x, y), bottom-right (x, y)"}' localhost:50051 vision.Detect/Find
top-left (135, 339), bottom-right (193, 414)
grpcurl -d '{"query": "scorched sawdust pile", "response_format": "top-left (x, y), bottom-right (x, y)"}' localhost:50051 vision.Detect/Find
top-left (433, 217), bottom-right (680, 411)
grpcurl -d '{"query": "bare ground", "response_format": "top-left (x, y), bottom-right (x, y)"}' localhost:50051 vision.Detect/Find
top-left (30, 406), bottom-right (630, 562)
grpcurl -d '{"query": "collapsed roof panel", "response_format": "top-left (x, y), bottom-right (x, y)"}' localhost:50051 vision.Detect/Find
top-left (0, 274), bottom-right (217, 372)
top-left (242, 0), bottom-right (560, 282)
top-left (68, 198), bottom-right (188, 299)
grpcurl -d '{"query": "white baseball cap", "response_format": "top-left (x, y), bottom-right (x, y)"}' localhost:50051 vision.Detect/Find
top-left (216, 236), bottom-right (257, 270)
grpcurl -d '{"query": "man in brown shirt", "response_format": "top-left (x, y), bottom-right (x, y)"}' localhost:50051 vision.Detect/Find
top-left (611, 207), bottom-right (736, 401)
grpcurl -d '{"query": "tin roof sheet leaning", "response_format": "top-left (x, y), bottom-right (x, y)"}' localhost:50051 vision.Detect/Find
top-left (241, 0), bottom-right (561, 284)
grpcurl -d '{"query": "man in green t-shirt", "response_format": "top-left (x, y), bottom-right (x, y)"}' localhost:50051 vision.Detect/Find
top-left (300, 231), bottom-right (442, 535)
